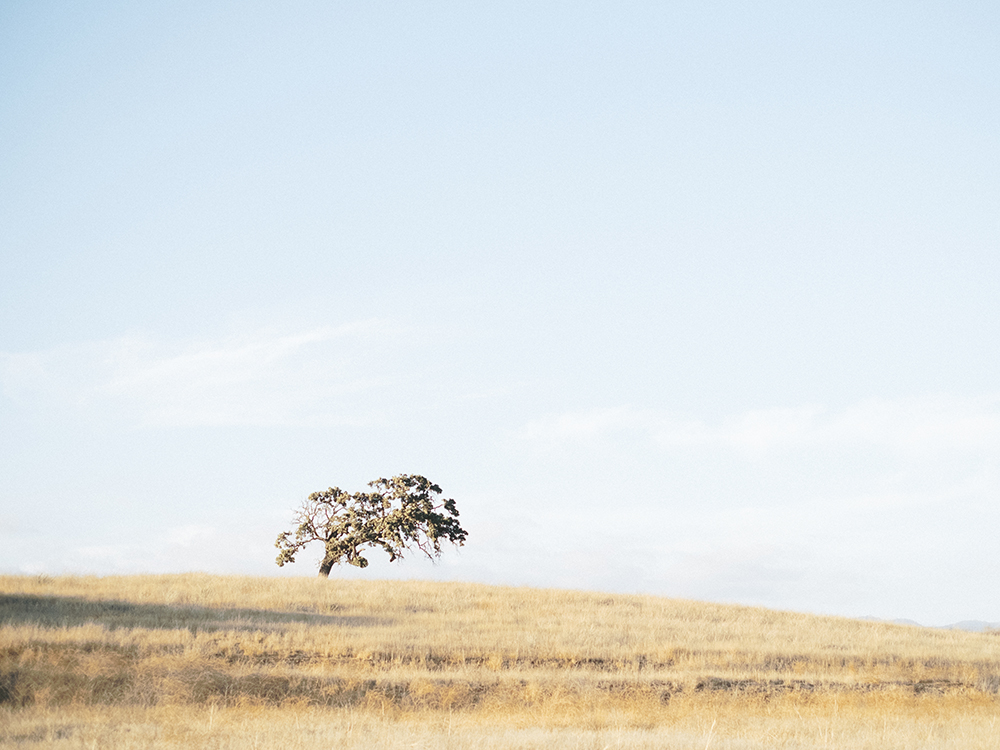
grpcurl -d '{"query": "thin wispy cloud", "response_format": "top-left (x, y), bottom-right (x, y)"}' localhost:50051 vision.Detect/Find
top-left (0, 320), bottom-right (405, 427)
top-left (519, 396), bottom-right (1000, 455)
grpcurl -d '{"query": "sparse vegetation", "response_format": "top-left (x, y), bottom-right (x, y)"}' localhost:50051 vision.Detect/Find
top-left (2, 573), bottom-right (999, 748)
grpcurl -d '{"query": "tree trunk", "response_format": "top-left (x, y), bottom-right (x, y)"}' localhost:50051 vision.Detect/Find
top-left (318, 559), bottom-right (333, 578)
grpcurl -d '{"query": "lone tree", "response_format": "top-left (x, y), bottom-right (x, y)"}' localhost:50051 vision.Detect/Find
top-left (275, 474), bottom-right (467, 578)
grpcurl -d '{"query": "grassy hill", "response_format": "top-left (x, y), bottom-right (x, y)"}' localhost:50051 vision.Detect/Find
top-left (2, 573), bottom-right (999, 748)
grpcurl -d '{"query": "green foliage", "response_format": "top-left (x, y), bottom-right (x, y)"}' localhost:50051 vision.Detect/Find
top-left (275, 474), bottom-right (468, 577)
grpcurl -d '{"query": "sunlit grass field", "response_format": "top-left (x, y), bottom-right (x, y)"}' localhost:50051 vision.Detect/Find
top-left (2, 573), bottom-right (999, 748)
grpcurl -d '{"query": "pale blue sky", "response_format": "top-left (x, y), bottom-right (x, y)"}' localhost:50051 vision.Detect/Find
top-left (2, 1), bottom-right (999, 625)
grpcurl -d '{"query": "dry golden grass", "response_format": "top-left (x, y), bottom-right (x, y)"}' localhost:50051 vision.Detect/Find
top-left (2, 573), bottom-right (999, 748)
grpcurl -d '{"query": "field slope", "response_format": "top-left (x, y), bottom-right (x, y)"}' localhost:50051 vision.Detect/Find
top-left (2, 573), bottom-right (999, 748)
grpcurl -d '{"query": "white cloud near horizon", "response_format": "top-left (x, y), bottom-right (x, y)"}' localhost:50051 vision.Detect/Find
top-left (0, 320), bottom-right (409, 427)
top-left (511, 396), bottom-right (1000, 621)
top-left (519, 395), bottom-right (1000, 455)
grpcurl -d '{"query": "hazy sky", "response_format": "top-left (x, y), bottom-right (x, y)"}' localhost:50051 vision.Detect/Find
top-left (2, 1), bottom-right (999, 625)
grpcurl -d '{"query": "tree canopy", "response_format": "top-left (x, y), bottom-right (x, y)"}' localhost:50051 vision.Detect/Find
top-left (274, 474), bottom-right (467, 577)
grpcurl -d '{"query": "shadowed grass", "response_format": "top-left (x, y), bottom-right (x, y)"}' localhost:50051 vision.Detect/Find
top-left (0, 593), bottom-right (390, 632)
